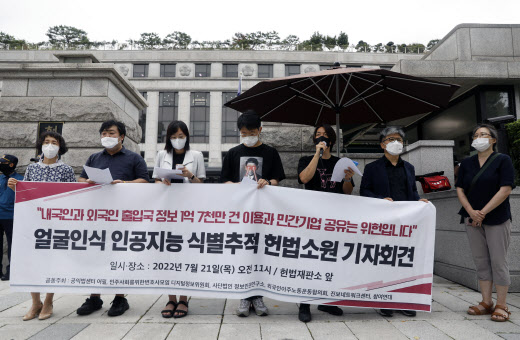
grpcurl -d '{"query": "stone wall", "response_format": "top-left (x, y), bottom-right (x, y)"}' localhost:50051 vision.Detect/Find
top-left (427, 189), bottom-right (520, 292)
top-left (0, 63), bottom-right (147, 173)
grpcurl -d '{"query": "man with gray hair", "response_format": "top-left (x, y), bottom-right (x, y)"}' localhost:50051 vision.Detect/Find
top-left (360, 126), bottom-right (429, 318)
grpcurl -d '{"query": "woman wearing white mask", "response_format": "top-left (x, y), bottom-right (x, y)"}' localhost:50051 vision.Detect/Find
top-left (456, 124), bottom-right (515, 322)
top-left (153, 120), bottom-right (205, 318)
top-left (8, 131), bottom-right (75, 321)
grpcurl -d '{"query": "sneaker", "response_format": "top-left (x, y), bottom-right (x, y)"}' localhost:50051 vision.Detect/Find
top-left (236, 299), bottom-right (251, 317)
top-left (298, 303), bottom-right (311, 323)
top-left (317, 304), bottom-right (343, 316)
top-left (77, 297), bottom-right (103, 315)
top-left (107, 296), bottom-right (129, 317)
top-left (379, 309), bottom-right (394, 317)
top-left (251, 297), bottom-right (269, 316)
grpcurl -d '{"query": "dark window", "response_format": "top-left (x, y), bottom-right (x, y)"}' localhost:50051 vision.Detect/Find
top-left (222, 92), bottom-right (240, 143)
top-left (133, 64), bottom-right (148, 77)
top-left (421, 94), bottom-right (477, 162)
top-left (380, 65), bottom-right (393, 70)
top-left (158, 92), bottom-right (178, 143)
top-left (346, 64), bottom-right (362, 68)
top-left (138, 92), bottom-right (147, 143)
top-left (195, 64), bottom-right (211, 77)
top-left (190, 92), bottom-right (210, 143)
top-left (202, 151), bottom-right (209, 166)
top-left (258, 64), bottom-right (273, 78)
top-left (479, 87), bottom-right (515, 120)
top-left (160, 64), bottom-right (176, 77)
top-left (223, 64), bottom-right (238, 77)
top-left (285, 64), bottom-right (301, 76)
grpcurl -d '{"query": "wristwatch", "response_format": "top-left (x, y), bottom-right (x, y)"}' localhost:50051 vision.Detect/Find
top-left (266, 179), bottom-right (271, 185)
top-left (190, 174), bottom-right (195, 180)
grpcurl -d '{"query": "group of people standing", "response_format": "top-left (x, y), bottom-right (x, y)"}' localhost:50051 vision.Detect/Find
top-left (0, 111), bottom-right (515, 323)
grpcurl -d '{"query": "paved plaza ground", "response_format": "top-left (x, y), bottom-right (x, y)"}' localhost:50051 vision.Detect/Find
top-left (0, 276), bottom-right (520, 339)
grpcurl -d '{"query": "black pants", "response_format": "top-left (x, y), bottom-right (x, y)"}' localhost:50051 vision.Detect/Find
top-left (245, 296), bottom-right (262, 301)
top-left (0, 219), bottom-right (13, 274)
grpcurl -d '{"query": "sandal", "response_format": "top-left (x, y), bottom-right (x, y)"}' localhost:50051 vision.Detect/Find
top-left (161, 301), bottom-right (177, 318)
top-left (173, 300), bottom-right (189, 318)
top-left (491, 304), bottom-right (511, 322)
top-left (467, 301), bottom-right (494, 315)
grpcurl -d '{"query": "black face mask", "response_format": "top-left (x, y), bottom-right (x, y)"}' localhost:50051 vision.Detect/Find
top-left (0, 164), bottom-right (14, 176)
top-left (315, 136), bottom-right (330, 147)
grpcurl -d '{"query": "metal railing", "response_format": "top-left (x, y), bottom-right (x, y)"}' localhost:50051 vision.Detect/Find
top-left (0, 43), bottom-right (428, 54)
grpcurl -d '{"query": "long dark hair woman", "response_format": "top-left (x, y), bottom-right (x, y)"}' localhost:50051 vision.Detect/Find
top-left (152, 120), bottom-right (206, 318)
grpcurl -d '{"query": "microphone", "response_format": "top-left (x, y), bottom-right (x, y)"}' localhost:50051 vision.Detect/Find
top-left (320, 148), bottom-right (324, 158)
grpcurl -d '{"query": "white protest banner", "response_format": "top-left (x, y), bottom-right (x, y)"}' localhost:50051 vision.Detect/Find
top-left (11, 181), bottom-right (436, 311)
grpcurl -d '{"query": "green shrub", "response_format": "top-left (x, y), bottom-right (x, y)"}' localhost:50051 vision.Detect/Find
top-left (506, 120), bottom-right (520, 186)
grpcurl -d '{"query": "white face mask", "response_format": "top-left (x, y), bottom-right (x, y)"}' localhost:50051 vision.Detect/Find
top-left (42, 144), bottom-right (59, 159)
top-left (386, 140), bottom-right (403, 156)
top-left (101, 137), bottom-right (119, 149)
top-left (241, 135), bottom-right (259, 147)
top-left (171, 138), bottom-right (187, 150)
top-left (472, 138), bottom-right (491, 152)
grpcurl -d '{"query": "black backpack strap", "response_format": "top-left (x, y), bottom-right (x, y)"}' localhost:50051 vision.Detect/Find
top-left (466, 153), bottom-right (500, 198)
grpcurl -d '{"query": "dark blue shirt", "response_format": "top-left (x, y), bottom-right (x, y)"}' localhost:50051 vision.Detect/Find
top-left (455, 152), bottom-right (515, 225)
top-left (80, 147), bottom-right (150, 182)
top-left (0, 171), bottom-right (24, 219)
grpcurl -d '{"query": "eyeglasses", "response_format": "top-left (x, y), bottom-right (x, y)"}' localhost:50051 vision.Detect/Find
top-left (383, 137), bottom-right (404, 143)
top-left (472, 133), bottom-right (492, 139)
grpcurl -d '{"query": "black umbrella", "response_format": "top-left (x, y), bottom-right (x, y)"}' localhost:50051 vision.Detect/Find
top-left (225, 66), bottom-right (459, 156)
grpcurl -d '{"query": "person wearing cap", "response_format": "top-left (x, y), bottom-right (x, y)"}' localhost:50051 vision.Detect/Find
top-left (0, 154), bottom-right (23, 281)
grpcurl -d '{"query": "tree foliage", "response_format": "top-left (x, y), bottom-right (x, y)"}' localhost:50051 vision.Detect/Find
top-left (46, 25), bottom-right (90, 48)
top-left (136, 33), bottom-right (162, 49)
top-left (163, 31), bottom-right (191, 49)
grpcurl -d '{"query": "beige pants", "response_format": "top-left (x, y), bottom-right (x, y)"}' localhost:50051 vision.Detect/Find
top-left (465, 219), bottom-right (512, 286)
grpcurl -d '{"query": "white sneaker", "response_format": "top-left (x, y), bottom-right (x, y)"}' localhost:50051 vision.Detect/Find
top-left (251, 297), bottom-right (268, 316)
top-left (236, 299), bottom-right (251, 317)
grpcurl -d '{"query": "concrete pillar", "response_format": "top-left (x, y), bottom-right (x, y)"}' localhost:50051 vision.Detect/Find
top-left (273, 63), bottom-right (285, 78)
top-left (401, 140), bottom-right (455, 195)
top-left (212, 63), bottom-right (222, 78)
top-left (178, 91), bottom-right (191, 124)
top-left (144, 91), bottom-right (159, 164)
top-left (149, 63), bottom-right (160, 78)
top-left (209, 91), bottom-right (222, 167)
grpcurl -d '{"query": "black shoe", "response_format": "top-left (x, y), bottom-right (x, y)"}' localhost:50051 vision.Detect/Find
top-left (107, 296), bottom-right (129, 317)
top-left (379, 309), bottom-right (394, 317)
top-left (298, 304), bottom-right (311, 323)
top-left (317, 304), bottom-right (343, 316)
top-left (398, 310), bottom-right (416, 317)
top-left (77, 297), bottom-right (103, 315)
top-left (1, 273), bottom-right (9, 281)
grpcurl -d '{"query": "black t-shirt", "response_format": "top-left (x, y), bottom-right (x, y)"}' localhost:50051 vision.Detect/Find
top-left (297, 155), bottom-right (354, 194)
top-left (221, 143), bottom-right (286, 183)
top-left (384, 157), bottom-right (408, 201)
top-left (455, 152), bottom-right (516, 225)
top-left (171, 152), bottom-right (186, 184)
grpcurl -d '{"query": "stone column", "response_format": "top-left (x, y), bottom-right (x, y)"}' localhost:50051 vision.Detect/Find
top-left (212, 63), bottom-right (222, 78)
top-left (515, 84), bottom-right (520, 120)
top-left (144, 91), bottom-right (159, 164)
top-left (401, 140), bottom-right (455, 195)
top-left (178, 91), bottom-right (191, 124)
top-left (273, 64), bottom-right (285, 78)
top-left (148, 63), bottom-right (160, 78)
top-left (209, 91), bottom-right (222, 167)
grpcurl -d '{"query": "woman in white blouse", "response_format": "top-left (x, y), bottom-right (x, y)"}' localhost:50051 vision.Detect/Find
top-left (153, 120), bottom-right (206, 318)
